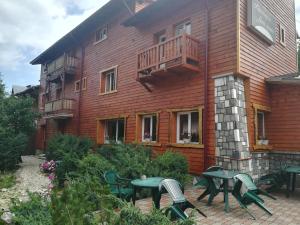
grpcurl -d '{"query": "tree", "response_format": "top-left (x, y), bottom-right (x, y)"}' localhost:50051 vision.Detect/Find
top-left (0, 73), bottom-right (6, 99)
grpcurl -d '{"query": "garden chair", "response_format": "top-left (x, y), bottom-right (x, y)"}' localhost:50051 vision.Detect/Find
top-left (195, 166), bottom-right (224, 203)
top-left (232, 173), bottom-right (276, 220)
top-left (103, 171), bottom-right (134, 201)
top-left (159, 179), bottom-right (206, 220)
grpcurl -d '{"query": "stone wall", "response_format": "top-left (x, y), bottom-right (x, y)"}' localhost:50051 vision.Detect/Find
top-left (214, 74), bottom-right (252, 173)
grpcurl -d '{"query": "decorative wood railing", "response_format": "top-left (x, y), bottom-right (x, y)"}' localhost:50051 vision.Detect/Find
top-left (44, 99), bottom-right (75, 114)
top-left (137, 34), bottom-right (200, 76)
top-left (46, 54), bottom-right (78, 78)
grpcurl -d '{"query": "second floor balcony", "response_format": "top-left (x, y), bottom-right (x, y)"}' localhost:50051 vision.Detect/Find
top-left (137, 34), bottom-right (200, 82)
top-left (44, 98), bottom-right (75, 119)
top-left (45, 54), bottom-right (79, 82)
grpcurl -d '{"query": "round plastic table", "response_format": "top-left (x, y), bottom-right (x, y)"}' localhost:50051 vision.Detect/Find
top-left (131, 177), bottom-right (164, 209)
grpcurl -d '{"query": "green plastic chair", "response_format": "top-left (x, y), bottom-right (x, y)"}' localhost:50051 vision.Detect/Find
top-left (159, 179), bottom-right (206, 220)
top-left (232, 173), bottom-right (276, 220)
top-left (196, 166), bottom-right (224, 204)
top-left (103, 171), bottom-right (134, 201)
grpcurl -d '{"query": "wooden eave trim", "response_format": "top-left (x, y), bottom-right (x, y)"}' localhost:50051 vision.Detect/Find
top-left (96, 115), bottom-right (128, 121)
top-left (167, 106), bottom-right (204, 113)
top-left (252, 103), bottom-right (271, 112)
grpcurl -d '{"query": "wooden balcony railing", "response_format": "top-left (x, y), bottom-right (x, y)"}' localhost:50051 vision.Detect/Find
top-left (137, 34), bottom-right (200, 80)
top-left (46, 54), bottom-right (79, 80)
top-left (44, 99), bottom-right (75, 118)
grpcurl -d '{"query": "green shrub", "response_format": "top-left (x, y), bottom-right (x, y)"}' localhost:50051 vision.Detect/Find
top-left (51, 176), bottom-right (113, 225)
top-left (97, 144), bottom-right (152, 179)
top-left (10, 193), bottom-right (52, 225)
top-left (152, 151), bottom-right (189, 185)
top-left (46, 134), bottom-right (93, 186)
top-left (0, 128), bottom-right (28, 171)
top-left (46, 134), bottom-right (92, 161)
top-left (113, 203), bottom-right (195, 225)
top-left (0, 172), bottom-right (16, 189)
top-left (78, 154), bottom-right (115, 180)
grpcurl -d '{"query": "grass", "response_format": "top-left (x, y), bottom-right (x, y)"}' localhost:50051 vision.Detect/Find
top-left (0, 172), bottom-right (16, 189)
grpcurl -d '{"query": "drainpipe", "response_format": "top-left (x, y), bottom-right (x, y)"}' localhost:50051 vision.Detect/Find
top-left (203, 0), bottom-right (209, 170)
top-left (70, 33), bottom-right (85, 136)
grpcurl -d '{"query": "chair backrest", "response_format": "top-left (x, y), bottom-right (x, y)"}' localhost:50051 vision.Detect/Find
top-left (104, 171), bottom-right (118, 188)
top-left (233, 173), bottom-right (257, 196)
top-left (159, 179), bottom-right (186, 203)
top-left (206, 166), bottom-right (223, 172)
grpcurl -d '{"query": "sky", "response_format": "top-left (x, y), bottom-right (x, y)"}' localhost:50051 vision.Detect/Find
top-left (0, 0), bottom-right (300, 92)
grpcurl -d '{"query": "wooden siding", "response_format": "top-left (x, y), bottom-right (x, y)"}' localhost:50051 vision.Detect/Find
top-left (267, 85), bottom-right (300, 151)
top-left (35, 0), bottom-right (298, 174)
top-left (239, 0), bottom-right (297, 150)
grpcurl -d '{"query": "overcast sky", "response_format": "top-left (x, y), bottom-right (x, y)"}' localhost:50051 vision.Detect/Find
top-left (0, 0), bottom-right (300, 92)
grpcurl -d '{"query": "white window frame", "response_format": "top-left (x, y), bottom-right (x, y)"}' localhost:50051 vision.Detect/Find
top-left (104, 119), bottom-right (124, 144)
top-left (100, 66), bottom-right (118, 94)
top-left (95, 25), bottom-right (108, 44)
top-left (279, 24), bottom-right (286, 46)
top-left (175, 20), bottom-right (192, 36)
top-left (176, 111), bottom-right (199, 144)
top-left (142, 115), bottom-right (157, 142)
top-left (257, 111), bottom-right (265, 140)
top-left (74, 80), bottom-right (80, 92)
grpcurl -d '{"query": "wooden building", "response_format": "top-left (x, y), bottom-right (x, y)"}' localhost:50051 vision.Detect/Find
top-left (31, 0), bottom-right (299, 175)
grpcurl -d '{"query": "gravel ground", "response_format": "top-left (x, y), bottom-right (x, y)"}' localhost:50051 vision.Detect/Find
top-left (0, 156), bottom-right (50, 211)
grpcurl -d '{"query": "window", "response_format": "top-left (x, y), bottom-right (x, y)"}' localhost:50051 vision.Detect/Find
top-left (95, 25), bottom-right (108, 43)
top-left (74, 80), bottom-right (80, 92)
top-left (82, 77), bottom-right (87, 90)
top-left (142, 115), bottom-right (157, 142)
top-left (279, 25), bottom-right (286, 46)
top-left (100, 66), bottom-right (118, 94)
top-left (175, 20), bottom-right (191, 36)
top-left (104, 119), bottom-right (125, 144)
top-left (253, 103), bottom-right (271, 149)
top-left (176, 111), bottom-right (199, 144)
top-left (257, 111), bottom-right (265, 140)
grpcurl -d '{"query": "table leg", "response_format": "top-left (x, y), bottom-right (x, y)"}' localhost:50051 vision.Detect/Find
top-left (286, 173), bottom-right (291, 198)
top-left (292, 173), bottom-right (296, 192)
top-left (132, 187), bottom-right (137, 205)
top-left (152, 188), bottom-right (161, 209)
top-left (223, 180), bottom-right (229, 213)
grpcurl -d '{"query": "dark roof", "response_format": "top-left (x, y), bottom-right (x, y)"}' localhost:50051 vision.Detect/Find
top-left (122, 0), bottom-right (192, 27)
top-left (30, 0), bottom-right (122, 65)
top-left (12, 85), bottom-right (40, 97)
top-left (266, 72), bottom-right (300, 85)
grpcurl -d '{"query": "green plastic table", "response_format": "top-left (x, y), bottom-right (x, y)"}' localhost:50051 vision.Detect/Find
top-left (284, 166), bottom-right (300, 197)
top-left (131, 177), bottom-right (164, 209)
top-left (202, 170), bottom-right (239, 213)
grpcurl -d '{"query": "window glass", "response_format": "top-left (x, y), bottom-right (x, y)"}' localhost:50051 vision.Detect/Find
top-left (175, 21), bottom-right (191, 36)
top-left (152, 116), bottom-right (157, 141)
top-left (257, 112), bottom-right (265, 140)
top-left (104, 69), bottom-right (116, 93)
top-left (179, 114), bottom-right (189, 141)
top-left (96, 26), bottom-right (107, 42)
top-left (117, 119), bottom-right (125, 143)
top-left (105, 119), bottom-right (124, 144)
top-left (191, 112), bottom-right (199, 143)
top-left (143, 117), bottom-right (151, 140)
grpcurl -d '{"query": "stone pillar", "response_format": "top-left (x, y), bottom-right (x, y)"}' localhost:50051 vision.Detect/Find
top-left (214, 74), bottom-right (252, 173)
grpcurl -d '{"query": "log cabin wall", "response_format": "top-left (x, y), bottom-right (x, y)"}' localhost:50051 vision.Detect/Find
top-left (239, 0), bottom-right (297, 150)
top-left (35, 0), bottom-right (298, 175)
top-left (268, 85), bottom-right (300, 152)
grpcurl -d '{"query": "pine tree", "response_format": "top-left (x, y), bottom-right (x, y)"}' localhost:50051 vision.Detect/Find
top-left (0, 72), bottom-right (5, 99)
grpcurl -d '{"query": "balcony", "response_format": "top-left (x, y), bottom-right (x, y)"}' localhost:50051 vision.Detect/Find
top-left (137, 34), bottom-right (200, 82)
top-left (45, 54), bottom-right (79, 82)
top-left (44, 99), bottom-right (75, 119)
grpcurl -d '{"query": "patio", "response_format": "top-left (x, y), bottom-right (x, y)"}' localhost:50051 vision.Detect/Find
top-left (135, 186), bottom-right (300, 225)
